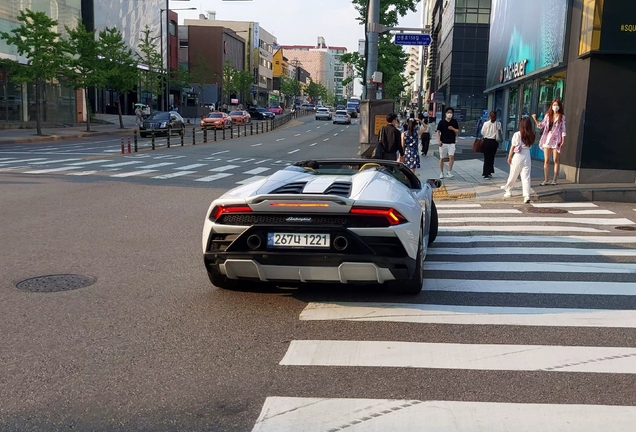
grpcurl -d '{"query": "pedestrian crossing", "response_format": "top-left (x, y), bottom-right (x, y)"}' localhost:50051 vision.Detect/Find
top-left (0, 154), bottom-right (293, 185)
top-left (250, 202), bottom-right (636, 431)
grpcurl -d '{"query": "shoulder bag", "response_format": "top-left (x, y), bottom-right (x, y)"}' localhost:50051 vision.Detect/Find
top-left (472, 137), bottom-right (484, 153)
top-left (372, 126), bottom-right (386, 159)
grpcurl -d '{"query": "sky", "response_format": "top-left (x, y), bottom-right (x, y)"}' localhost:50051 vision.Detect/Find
top-left (171, 0), bottom-right (424, 95)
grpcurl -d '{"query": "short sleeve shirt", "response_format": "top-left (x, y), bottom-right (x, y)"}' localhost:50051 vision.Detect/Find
top-left (437, 119), bottom-right (459, 144)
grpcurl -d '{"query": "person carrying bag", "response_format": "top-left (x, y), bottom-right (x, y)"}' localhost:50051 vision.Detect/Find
top-left (480, 111), bottom-right (502, 178)
top-left (373, 113), bottom-right (404, 161)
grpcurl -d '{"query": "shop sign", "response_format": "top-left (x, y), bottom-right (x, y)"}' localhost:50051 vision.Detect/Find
top-left (500, 59), bottom-right (528, 83)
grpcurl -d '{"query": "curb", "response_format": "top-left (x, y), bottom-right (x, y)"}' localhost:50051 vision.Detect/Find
top-left (0, 128), bottom-right (136, 145)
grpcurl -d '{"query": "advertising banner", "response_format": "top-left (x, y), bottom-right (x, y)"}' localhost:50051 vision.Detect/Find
top-left (599, 2), bottom-right (636, 54)
top-left (486, 0), bottom-right (568, 90)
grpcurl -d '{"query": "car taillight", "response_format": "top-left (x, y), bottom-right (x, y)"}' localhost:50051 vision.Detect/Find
top-left (210, 204), bottom-right (252, 221)
top-left (350, 206), bottom-right (407, 225)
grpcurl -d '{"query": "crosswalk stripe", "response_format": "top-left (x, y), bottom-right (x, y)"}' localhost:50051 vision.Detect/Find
top-left (436, 203), bottom-right (482, 208)
top-left (209, 164), bottom-right (240, 172)
top-left (137, 162), bottom-right (176, 169)
top-left (440, 225), bottom-right (610, 233)
top-left (110, 169), bottom-right (157, 177)
top-left (243, 167), bottom-right (270, 175)
top-left (299, 302), bottom-right (636, 327)
top-left (24, 166), bottom-right (76, 174)
top-left (194, 173), bottom-right (233, 182)
top-left (67, 160), bottom-right (107, 166)
top-left (251, 397), bottom-right (636, 432)
top-left (280, 340), bottom-right (636, 373)
top-left (438, 209), bottom-right (522, 214)
top-left (569, 209), bottom-right (616, 215)
top-left (176, 163), bottom-right (207, 170)
top-left (435, 235), bottom-right (636, 244)
top-left (67, 170), bottom-right (97, 176)
top-left (440, 217), bottom-right (634, 225)
top-left (101, 161), bottom-right (143, 168)
top-left (254, 159), bottom-right (271, 164)
top-left (0, 157), bottom-right (16, 161)
top-left (429, 247), bottom-right (636, 257)
top-left (425, 261), bottom-right (636, 273)
top-left (0, 158), bottom-right (47, 164)
top-left (27, 158), bottom-right (80, 165)
top-left (152, 171), bottom-right (197, 179)
top-left (532, 202), bottom-right (598, 208)
top-left (236, 176), bottom-right (266, 185)
top-left (423, 278), bottom-right (636, 295)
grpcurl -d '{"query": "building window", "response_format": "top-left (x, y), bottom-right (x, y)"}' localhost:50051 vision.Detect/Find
top-left (579, 0), bottom-right (603, 55)
top-left (168, 22), bottom-right (176, 36)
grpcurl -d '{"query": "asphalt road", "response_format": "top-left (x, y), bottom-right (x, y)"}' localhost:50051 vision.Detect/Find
top-left (1, 118), bottom-right (636, 431)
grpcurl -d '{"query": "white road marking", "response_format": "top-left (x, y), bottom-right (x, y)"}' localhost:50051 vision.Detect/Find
top-left (334, 133), bottom-right (338, 136)
top-left (438, 209), bottom-right (522, 214)
top-left (436, 203), bottom-right (482, 208)
top-left (102, 149), bottom-right (123, 153)
top-left (309, 143), bottom-right (317, 146)
top-left (0, 158), bottom-right (16, 161)
top-left (340, 129), bottom-right (345, 131)
top-left (306, 129), bottom-right (312, 132)
top-left (195, 173), bottom-right (233, 182)
top-left (294, 133), bottom-right (301, 136)
top-left (101, 161), bottom-right (143, 168)
top-left (316, 126), bottom-right (321, 129)
top-left (251, 397), bottom-right (636, 432)
top-left (210, 150), bottom-right (230, 155)
top-left (288, 149), bottom-right (300, 154)
top-left (532, 202), bottom-right (598, 208)
top-left (276, 138), bottom-right (285, 141)
top-left (24, 166), bottom-right (77, 174)
top-left (137, 162), bottom-right (176, 169)
top-left (280, 340), bottom-right (636, 373)
top-left (569, 209), bottom-right (616, 215)
top-left (0, 158), bottom-right (47, 164)
top-left (242, 158), bottom-right (255, 163)
top-left (426, 261), bottom-right (636, 273)
top-left (323, 138), bottom-right (329, 141)
top-left (175, 163), bottom-right (207, 170)
top-left (435, 235), bottom-right (636, 244)
top-left (67, 170), bottom-right (97, 176)
top-left (153, 171), bottom-right (197, 179)
top-left (251, 143), bottom-right (263, 147)
top-left (243, 167), bottom-right (270, 175)
top-left (254, 159), bottom-right (271, 164)
top-left (300, 302), bottom-right (636, 327)
top-left (27, 158), bottom-right (79, 165)
top-left (67, 160), bottom-right (108, 166)
top-left (429, 246), bottom-right (636, 257)
top-left (440, 217), bottom-right (634, 225)
top-left (236, 175), bottom-right (267, 185)
top-left (110, 169), bottom-right (157, 177)
top-left (440, 225), bottom-right (610, 233)
top-left (209, 165), bottom-right (239, 172)
top-left (227, 158), bottom-right (241, 162)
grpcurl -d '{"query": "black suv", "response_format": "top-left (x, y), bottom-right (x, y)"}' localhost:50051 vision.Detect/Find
top-left (140, 112), bottom-right (186, 137)
top-left (247, 107), bottom-right (275, 120)
top-left (346, 107), bottom-right (358, 118)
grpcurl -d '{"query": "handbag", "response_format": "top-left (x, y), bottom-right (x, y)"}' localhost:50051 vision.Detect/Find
top-left (472, 138), bottom-right (484, 153)
top-left (372, 126), bottom-right (386, 159)
top-left (496, 122), bottom-right (504, 144)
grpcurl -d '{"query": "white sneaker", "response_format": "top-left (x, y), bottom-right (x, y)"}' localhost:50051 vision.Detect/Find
top-left (445, 172), bottom-right (454, 178)
top-left (524, 197), bottom-right (532, 204)
top-left (503, 191), bottom-right (511, 198)
top-left (438, 172), bottom-right (444, 179)
top-left (500, 185), bottom-right (506, 190)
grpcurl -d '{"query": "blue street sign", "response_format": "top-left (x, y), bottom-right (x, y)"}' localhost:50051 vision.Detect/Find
top-left (394, 34), bottom-right (431, 46)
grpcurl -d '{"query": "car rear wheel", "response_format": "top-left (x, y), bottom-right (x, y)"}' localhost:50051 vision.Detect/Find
top-left (207, 268), bottom-right (243, 290)
top-left (388, 226), bottom-right (423, 294)
top-left (428, 201), bottom-right (438, 245)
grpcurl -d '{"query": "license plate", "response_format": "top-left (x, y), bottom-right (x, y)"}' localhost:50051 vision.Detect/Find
top-left (267, 233), bottom-right (330, 248)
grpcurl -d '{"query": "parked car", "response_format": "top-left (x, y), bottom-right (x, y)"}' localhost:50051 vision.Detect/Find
top-left (268, 106), bottom-right (284, 115)
top-left (228, 110), bottom-right (252, 125)
top-left (202, 158), bottom-right (441, 294)
top-left (247, 107), bottom-right (275, 120)
top-left (139, 111), bottom-right (185, 138)
top-left (346, 107), bottom-right (358, 118)
top-left (333, 110), bottom-right (351, 125)
top-left (301, 103), bottom-right (316, 111)
top-left (200, 112), bottom-right (232, 130)
top-left (315, 107), bottom-right (333, 121)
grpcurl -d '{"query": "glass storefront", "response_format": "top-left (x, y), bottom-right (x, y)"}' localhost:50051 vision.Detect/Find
top-left (537, 71), bottom-right (566, 121)
top-left (505, 86), bottom-right (518, 141)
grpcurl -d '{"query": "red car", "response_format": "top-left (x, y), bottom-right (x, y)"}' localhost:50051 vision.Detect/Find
top-left (228, 110), bottom-right (251, 125)
top-left (201, 112), bottom-right (232, 130)
top-left (268, 106), bottom-right (284, 115)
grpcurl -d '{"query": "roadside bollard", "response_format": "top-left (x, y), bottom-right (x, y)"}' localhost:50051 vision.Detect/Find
top-left (265, 121), bottom-right (269, 133)
top-left (120, 136), bottom-right (124, 154)
top-left (222, 127), bottom-right (226, 140)
top-left (133, 130), bottom-right (138, 152)
top-left (230, 125), bottom-right (234, 139)
top-left (255, 122), bottom-right (259, 134)
top-left (203, 128), bottom-right (208, 143)
top-left (167, 130), bottom-right (171, 148)
top-left (151, 131), bottom-right (156, 150)
top-left (244, 124), bottom-right (247, 137)
top-left (127, 137), bottom-right (131, 154)
top-left (192, 127), bottom-right (196, 145)
top-left (214, 128), bottom-right (217, 142)
top-left (180, 130), bottom-right (184, 146)
top-left (250, 123), bottom-right (253, 135)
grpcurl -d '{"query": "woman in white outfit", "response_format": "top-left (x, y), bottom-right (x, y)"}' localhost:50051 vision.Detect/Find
top-left (503, 117), bottom-right (535, 203)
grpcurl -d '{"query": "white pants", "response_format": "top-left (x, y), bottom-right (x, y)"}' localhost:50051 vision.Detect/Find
top-left (504, 149), bottom-right (531, 199)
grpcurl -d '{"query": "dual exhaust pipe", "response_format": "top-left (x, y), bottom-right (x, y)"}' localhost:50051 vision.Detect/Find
top-left (246, 234), bottom-right (349, 251)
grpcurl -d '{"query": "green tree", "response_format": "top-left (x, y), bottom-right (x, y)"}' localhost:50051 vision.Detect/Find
top-left (63, 19), bottom-right (104, 132)
top-left (137, 26), bottom-right (163, 110)
top-left (304, 79), bottom-right (322, 104)
top-left (99, 27), bottom-right (139, 128)
top-left (233, 69), bottom-right (254, 105)
top-left (279, 75), bottom-right (300, 107)
top-left (340, 52), bottom-right (364, 89)
top-left (222, 60), bottom-right (236, 105)
top-left (0, 9), bottom-right (65, 135)
top-left (189, 53), bottom-right (218, 107)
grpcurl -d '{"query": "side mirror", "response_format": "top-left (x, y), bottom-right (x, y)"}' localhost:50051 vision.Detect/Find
top-left (427, 179), bottom-right (443, 189)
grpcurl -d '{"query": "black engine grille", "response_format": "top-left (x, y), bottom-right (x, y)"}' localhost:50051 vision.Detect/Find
top-left (324, 181), bottom-right (352, 197)
top-left (271, 182), bottom-right (307, 194)
top-left (217, 213), bottom-right (389, 228)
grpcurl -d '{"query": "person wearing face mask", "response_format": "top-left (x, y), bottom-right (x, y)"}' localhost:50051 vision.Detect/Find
top-left (436, 107), bottom-right (460, 179)
top-left (532, 98), bottom-right (567, 185)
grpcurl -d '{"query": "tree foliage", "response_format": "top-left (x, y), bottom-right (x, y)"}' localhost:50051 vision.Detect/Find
top-left (137, 26), bottom-right (163, 109)
top-left (233, 69), bottom-right (254, 105)
top-left (279, 76), bottom-right (300, 105)
top-left (0, 9), bottom-right (65, 134)
top-left (222, 60), bottom-right (237, 104)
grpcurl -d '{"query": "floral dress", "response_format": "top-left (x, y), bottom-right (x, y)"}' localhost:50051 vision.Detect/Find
top-left (403, 130), bottom-right (420, 169)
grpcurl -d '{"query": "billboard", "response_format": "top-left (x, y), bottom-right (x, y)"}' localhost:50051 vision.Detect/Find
top-left (599, 1), bottom-right (636, 54)
top-left (486, 0), bottom-right (568, 90)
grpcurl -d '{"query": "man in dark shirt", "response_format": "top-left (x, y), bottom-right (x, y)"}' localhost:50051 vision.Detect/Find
top-left (378, 113), bottom-right (405, 161)
top-left (436, 107), bottom-right (460, 178)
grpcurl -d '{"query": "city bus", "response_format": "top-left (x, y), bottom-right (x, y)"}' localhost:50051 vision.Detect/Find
top-left (347, 97), bottom-right (361, 113)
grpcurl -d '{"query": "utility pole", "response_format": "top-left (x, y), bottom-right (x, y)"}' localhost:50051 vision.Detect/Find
top-left (365, 0), bottom-right (380, 101)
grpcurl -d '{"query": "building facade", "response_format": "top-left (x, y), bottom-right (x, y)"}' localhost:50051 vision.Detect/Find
top-left (485, 0), bottom-right (636, 184)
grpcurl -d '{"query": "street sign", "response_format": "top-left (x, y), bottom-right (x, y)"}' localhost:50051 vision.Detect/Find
top-left (394, 34), bottom-right (431, 46)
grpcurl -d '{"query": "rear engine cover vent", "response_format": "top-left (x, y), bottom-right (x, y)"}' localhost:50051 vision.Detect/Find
top-left (271, 182), bottom-right (307, 194)
top-left (325, 181), bottom-right (352, 197)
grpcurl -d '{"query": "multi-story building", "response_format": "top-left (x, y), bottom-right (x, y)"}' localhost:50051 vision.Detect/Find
top-left (183, 15), bottom-right (276, 108)
top-left (404, 46), bottom-right (420, 105)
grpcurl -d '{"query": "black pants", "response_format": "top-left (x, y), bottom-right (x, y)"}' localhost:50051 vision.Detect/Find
top-left (421, 133), bottom-right (430, 155)
top-left (482, 138), bottom-right (499, 176)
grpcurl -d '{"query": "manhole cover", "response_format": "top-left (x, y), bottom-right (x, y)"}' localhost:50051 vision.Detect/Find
top-left (525, 207), bottom-right (568, 214)
top-left (615, 226), bottom-right (636, 231)
top-left (15, 274), bottom-right (96, 293)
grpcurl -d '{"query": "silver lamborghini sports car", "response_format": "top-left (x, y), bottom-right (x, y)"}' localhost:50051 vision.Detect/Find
top-left (202, 159), bottom-right (440, 294)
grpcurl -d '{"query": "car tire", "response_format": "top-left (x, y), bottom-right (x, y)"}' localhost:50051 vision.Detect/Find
top-left (428, 201), bottom-right (438, 245)
top-left (388, 226), bottom-right (424, 294)
top-left (207, 269), bottom-right (243, 290)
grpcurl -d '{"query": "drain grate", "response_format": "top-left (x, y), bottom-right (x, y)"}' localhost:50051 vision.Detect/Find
top-left (615, 226), bottom-right (636, 231)
top-left (525, 207), bottom-right (568, 214)
top-left (15, 274), bottom-right (96, 293)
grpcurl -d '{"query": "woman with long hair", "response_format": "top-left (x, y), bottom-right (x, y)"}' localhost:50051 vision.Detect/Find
top-left (480, 111), bottom-right (502, 178)
top-left (502, 117), bottom-right (536, 203)
top-left (532, 98), bottom-right (567, 185)
top-left (401, 118), bottom-right (425, 172)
